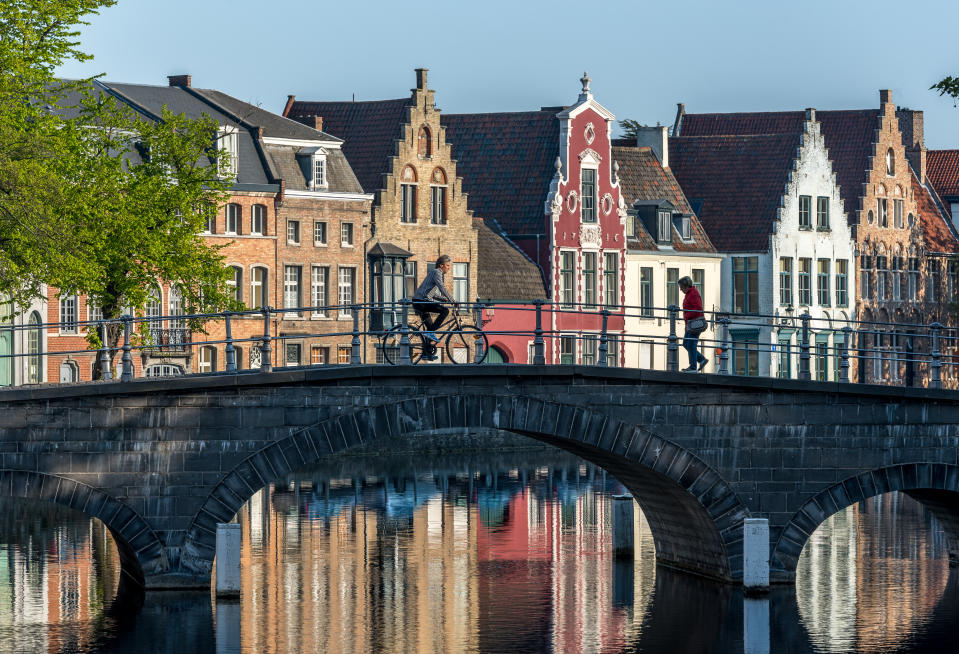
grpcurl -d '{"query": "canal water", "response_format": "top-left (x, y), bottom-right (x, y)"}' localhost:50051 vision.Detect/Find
top-left (0, 447), bottom-right (954, 654)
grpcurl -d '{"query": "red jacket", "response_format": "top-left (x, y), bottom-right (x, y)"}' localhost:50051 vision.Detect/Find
top-left (682, 287), bottom-right (704, 321)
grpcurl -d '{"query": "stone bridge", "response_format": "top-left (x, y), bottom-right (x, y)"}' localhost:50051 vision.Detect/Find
top-left (1, 365), bottom-right (957, 591)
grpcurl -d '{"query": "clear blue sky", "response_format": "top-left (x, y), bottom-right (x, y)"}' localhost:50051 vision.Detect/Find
top-left (57, 0), bottom-right (959, 148)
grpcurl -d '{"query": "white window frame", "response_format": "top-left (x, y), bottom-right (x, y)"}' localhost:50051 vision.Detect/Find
top-left (453, 262), bottom-right (469, 305)
top-left (59, 295), bottom-right (78, 334)
top-left (251, 204), bottom-right (265, 235)
top-left (401, 183), bottom-right (417, 223)
top-left (341, 223), bottom-right (354, 247)
top-left (580, 167), bottom-right (597, 224)
top-left (311, 154), bottom-right (327, 190)
top-left (250, 266), bottom-right (268, 309)
top-left (228, 266), bottom-right (243, 303)
top-left (338, 267), bottom-right (356, 318)
top-left (311, 266), bottom-right (329, 318)
top-left (198, 346), bottom-right (216, 374)
top-left (287, 219), bottom-right (300, 245)
top-left (225, 203), bottom-right (239, 235)
top-left (430, 185), bottom-right (447, 225)
top-left (559, 250), bottom-right (576, 309)
top-left (284, 265), bottom-right (302, 318)
top-left (313, 221), bottom-right (327, 247)
top-left (217, 127), bottom-right (239, 178)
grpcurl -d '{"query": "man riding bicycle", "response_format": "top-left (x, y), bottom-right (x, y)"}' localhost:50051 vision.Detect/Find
top-left (412, 254), bottom-right (457, 361)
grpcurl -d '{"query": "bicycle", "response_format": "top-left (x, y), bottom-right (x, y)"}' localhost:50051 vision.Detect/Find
top-left (380, 306), bottom-right (489, 364)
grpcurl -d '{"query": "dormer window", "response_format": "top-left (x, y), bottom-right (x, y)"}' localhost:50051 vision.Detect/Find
top-left (311, 153), bottom-right (327, 190)
top-left (674, 214), bottom-right (691, 240)
top-left (658, 210), bottom-right (672, 243)
top-left (217, 127), bottom-right (239, 178)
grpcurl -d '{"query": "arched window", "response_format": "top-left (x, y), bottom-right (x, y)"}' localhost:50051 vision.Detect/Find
top-left (198, 346), bottom-right (217, 373)
top-left (417, 126), bottom-right (432, 157)
top-left (886, 148), bottom-right (895, 176)
top-left (27, 312), bottom-right (41, 384)
top-left (169, 286), bottom-right (185, 333)
top-left (250, 267), bottom-right (268, 309)
top-left (400, 166), bottom-right (417, 223)
top-left (430, 168), bottom-right (447, 225)
top-left (228, 266), bottom-right (243, 303)
top-left (59, 360), bottom-right (77, 383)
top-left (225, 203), bottom-right (240, 234)
top-left (251, 204), bottom-right (266, 235)
top-left (146, 286), bottom-right (162, 331)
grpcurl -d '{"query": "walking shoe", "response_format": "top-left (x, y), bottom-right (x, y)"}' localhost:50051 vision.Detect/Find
top-left (682, 366), bottom-right (698, 372)
top-left (698, 358), bottom-right (709, 372)
top-left (422, 353), bottom-right (439, 362)
top-left (422, 331), bottom-right (440, 342)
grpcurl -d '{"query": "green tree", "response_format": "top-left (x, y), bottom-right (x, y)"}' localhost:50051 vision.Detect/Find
top-left (931, 76), bottom-right (959, 104)
top-left (618, 118), bottom-right (642, 141)
top-left (1, 0), bottom-right (242, 375)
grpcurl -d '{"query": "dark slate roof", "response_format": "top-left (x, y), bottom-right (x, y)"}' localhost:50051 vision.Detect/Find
top-left (668, 133), bottom-right (801, 252)
top-left (263, 145), bottom-right (362, 193)
top-left (915, 172), bottom-right (959, 254)
top-left (442, 111), bottom-right (560, 236)
top-left (612, 146), bottom-right (716, 253)
top-left (928, 150), bottom-right (959, 198)
top-left (285, 98), bottom-right (412, 194)
top-left (679, 110), bottom-right (880, 220)
top-left (474, 218), bottom-right (547, 300)
top-left (192, 89), bottom-right (341, 142)
top-left (369, 242), bottom-right (414, 257)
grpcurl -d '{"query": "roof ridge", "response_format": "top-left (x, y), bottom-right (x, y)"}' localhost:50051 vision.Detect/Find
top-left (291, 97), bottom-right (411, 107)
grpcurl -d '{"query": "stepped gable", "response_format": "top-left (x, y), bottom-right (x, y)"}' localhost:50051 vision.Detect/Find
top-left (679, 109), bottom-right (881, 222)
top-left (915, 172), bottom-right (959, 253)
top-left (612, 145), bottom-right (715, 253)
top-left (928, 149), bottom-right (959, 198)
top-left (668, 133), bottom-right (801, 252)
top-left (285, 98), bottom-right (412, 194)
top-left (441, 111), bottom-right (559, 236)
top-left (474, 218), bottom-right (547, 301)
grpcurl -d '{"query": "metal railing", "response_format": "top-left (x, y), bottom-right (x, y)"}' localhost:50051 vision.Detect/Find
top-left (0, 299), bottom-right (955, 391)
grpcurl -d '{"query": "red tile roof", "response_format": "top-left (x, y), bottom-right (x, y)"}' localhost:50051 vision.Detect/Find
top-left (928, 149), bottom-right (959, 197)
top-left (667, 133), bottom-right (801, 252)
top-left (679, 110), bottom-right (880, 220)
top-left (441, 111), bottom-right (559, 236)
top-left (611, 146), bottom-right (715, 253)
top-left (285, 98), bottom-right (412, 194)
top-left (915, 172), bottom-right (959, 254)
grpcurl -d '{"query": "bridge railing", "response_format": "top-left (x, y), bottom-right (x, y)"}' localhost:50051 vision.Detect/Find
top-left (0, 300), bottom-right (955, 390)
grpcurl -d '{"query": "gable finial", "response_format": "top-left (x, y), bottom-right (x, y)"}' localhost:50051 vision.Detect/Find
top-left (580, 71), bottom-right (591, 94)
top-left (554, 156), bottom-right (563, 174)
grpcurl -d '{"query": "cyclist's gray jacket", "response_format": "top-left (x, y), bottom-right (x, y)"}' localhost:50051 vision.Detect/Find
top-left (413, 268), bottom-right (454, 303)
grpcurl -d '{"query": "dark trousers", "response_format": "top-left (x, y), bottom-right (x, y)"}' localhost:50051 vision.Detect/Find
top-left (683, 330), bottom-right (707, 368)
top-left (413, 301), bottom-right (449, 354)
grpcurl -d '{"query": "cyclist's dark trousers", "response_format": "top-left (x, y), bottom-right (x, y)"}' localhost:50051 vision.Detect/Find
top-left (413, 301), bottom-right (448, 333)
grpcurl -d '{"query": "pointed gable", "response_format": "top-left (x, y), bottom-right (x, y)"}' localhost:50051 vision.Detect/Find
top-left (668, 133), bottom-right (801, 252)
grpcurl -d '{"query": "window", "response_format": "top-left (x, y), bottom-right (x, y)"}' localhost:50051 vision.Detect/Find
top-left (878, 198), bottom-right (888, 227)
top-left (88, 301), bottom-right (103, 324)
top-left (604, 253), bottom-right (618, 308)
top-left (733, 257), bottom-right (759, 314)
top-left (907, 257), bottom-right (919, 300)
top-left (249, 345), bottom-right (262, 370)
top-left (311, 266), bottom-right (329, 317)
top-left (640, 267), bottom-right (653, 317)
top-left (581, 336), bottom-right (597, 366)
top-left (453, 263), bottom-right (469, 304)
top-left (582, 252), bottom-right (597, 308)
top-left (581, 169), bottom-right (597, 223)
top-left (876, 256), bottom-right (887, 301)
top-left (929, 260), bottom-right (941, 303)
top-left (169, 286), bottom-right (185, 331)
top-left (251, 204), bottom-right (265, 235)
top-left (833, 333), bottom-right (844, 381)
top-left (284, 266), bottom-right (301, 317)
top-left (228, 266), bottom-right (242, 303)
top-left (817, 259), bottom-right (830, 306)
top-left (198, 346), bottom-right (216, 373)
top-left (606, 338), bottom-right (618, 367)
top-left (27, 312), bottom-right (41, 384)
top-left (836, 260), bottom-right (848, 307)
top-left (286, 343), bottom-right (301, 366)
top-left (225, 203), bottom-right (239, 234)
top-left (418, 126), bottom-right (432, 157)
top-left (815, 335), bottom-right (829, 382)
top-left (312, 221), bottom-right (327, 246)
top-left (218, 128), bottom-right (238, 177)
top-left (658, 210), bottom-right (671, 243)
top-left (798, 258), bottom-right (811, 306)
top-left (891, 256), bottom-right (902, 301)
top-left (799, 195), bottom-right (812, 229)
top-left (430, 186), bottom-right (446, 225)
top-left (666, 268), bottom-right (679, 307)
top-left (732, 331), bottom-right (760, 376)
top-left (341, 222), bottom-right (354, 246)
top-left (886, 148), bottom-right (895, 176)
top-left (816, 197), bottom-right (830, 230)
top-left (145, 286), bottom-right (161, 330)
top-left (779, 257), bottom-right (793, 306)
top-left (777, 335), bottom-right (792, 379)
top-left (560, 252), bottom-right (575, 308)
top-left (337, 346), bottom-right (351, 364)
top-left (679, 215), bottom-right (692, 240)
top-left (861, 255), bottom-right (873, 300)
top-left (59, 295), bottom-right (78, 333)
top-left (311, 346), bottom-right (329, 365)
top-left (401, 183), bottom-right (417, 223)
top-left (894, 199), bottom-right (903, 228)
top-left (338, 267), bottom-right (355, 318)
top-left (692, 268), bottom-right (705, 301)
top-left (204, 213), bottom-right (215, 234)
top-left (949, 260), bottom-right (959, 301)
top-left (145, 363), bottom-right (184, 378)
top-left (311, 155), bottom-right (326, 189)
top-left (59, 361), bottom-right (77, 383)
top-left (404, 261), bottom-right (418, 299)
top-left (560, 336), bottom-right (575, 365)
top-left (287, 219), bottom-right (300, 245)
top-left (250, 267), bottom-right (268, 309)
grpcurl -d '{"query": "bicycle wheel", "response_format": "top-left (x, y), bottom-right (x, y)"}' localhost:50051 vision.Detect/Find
top-left (380, 325), bottom-right (426, 364)
top-left (445, 325), bottom-right (489, 364)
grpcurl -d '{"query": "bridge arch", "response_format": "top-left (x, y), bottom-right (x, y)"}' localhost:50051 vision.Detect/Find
top-left (182, 393), bottom-right (749, 582)
top-left (772, 463), bottom-right (959, 579)
top-left (0, 470), bottom-right (164, 593)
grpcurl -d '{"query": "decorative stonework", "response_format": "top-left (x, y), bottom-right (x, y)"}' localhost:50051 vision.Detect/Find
top-left (566, 191), bottom-right (578, 212)
top-left (601, 193), bottom-right (613, 216)
top-left (580, 223), bottom-right (601, 247)
top-left (585, 122), bottom-right (595, 145)
top-left (578, 148), bottom-right (602, 163)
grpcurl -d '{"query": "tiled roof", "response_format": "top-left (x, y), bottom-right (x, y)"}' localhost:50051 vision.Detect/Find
top-left (915, 172), bottom-right (959, 254)
top-left (928, 149), bottom-right (959, 197)
top-left (192, 89), bottom-right (341, 142)
top-left (442, 111), bottom-right (559, 236)
top-left (679, 110), bottom-right (880, 220)
top-left (263, 146), bottom-right (363, 194)
top-left (668, 133), bottom-right (801, 252)
top-left (474, 218), bottom-right (547, 300)
top-left (285, 98), bottom-right (412, 194)
top-left (612, 146), bottom-right (716, 253)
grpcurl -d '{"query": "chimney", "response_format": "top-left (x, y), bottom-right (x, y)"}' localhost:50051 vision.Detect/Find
top-left (282, 94), bottom-right (295, 117)
top-left (636, 125), bottom-right (669, 168)
top-left (897, 108), bottom-right (927, 183)
top-left (415, 68), bottom-right (429, 91)
top-left (879, 89), bottom-right (892, 106)
top-left (167, 74), bottom-right (191, 88)
top-left (313, 116), bottom-right (323, 132)
top-left (805, 107), bottom-right (816, 122)
top-left (672, 103), bottom-right (686, 136)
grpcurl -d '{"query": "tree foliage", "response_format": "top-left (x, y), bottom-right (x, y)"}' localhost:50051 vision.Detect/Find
top-left (618, 118), bottom-right (642, 141)
top-left (931, 76), bottom-right (959, 104)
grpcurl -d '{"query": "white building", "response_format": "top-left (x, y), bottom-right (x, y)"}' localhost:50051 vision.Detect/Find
top-left (671, 110), bottom-right (856, 379)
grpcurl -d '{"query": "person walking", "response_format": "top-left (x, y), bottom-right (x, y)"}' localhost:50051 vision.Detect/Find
top-left (412, 254), bottom-right (457, 361)
top-left (679, 276), bottom-right (708, 372)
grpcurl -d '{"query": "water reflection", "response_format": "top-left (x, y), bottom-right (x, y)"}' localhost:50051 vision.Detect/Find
top-left (0, 453), bottom-right (953, 653)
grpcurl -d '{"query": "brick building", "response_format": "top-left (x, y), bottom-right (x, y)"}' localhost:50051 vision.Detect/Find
top-left (284, 69), bottom-right (478, 362)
